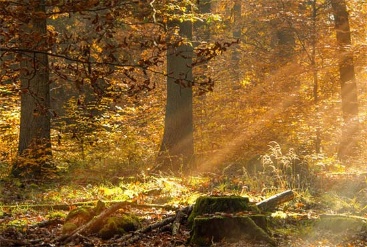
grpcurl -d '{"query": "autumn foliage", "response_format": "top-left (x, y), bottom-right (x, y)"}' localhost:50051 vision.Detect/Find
top-left (0, 0), bottom-right (366, 178)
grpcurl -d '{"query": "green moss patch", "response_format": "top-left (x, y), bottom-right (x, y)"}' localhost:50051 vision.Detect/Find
top-left (62, 201), bottom-right (140, 239)
top-left (188, 196), bottom-right (258, 226)
top-left (99, 214), bottom-right (141, 239)
top-left (188, 196), bottom-right (274, 246)
top-left (62, 207), bottom-right (94, 233)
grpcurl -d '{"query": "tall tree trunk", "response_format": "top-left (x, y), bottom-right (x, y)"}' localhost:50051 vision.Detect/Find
top-left (12, 0), bottom-right (52, 178)
top-left (157, 17), bottom-right (194, 174)
top-left (194, 0), bottom-right (211, 156)
top-left (330, 0), bottom-right (359, 160)
top-left (232, 0), bottom-right (241, 83)
top-left (311, 0), bottom-right (321, 154)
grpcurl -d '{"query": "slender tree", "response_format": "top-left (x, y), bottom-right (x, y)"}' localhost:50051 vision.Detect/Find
top-left (330, 0), bottom-right (359, 160)
top-left (232, 0), bottom-right (241, 82)
top-left (11, 0), bottom-right (53, 178)
top-left (193, 0), bottom-right (213, 97)
top-left (311, 0), bottom-right (321, 154)
top-left (158, 14), bottom-right (194, 174)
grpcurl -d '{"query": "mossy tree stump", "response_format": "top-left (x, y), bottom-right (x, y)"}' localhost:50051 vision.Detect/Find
top-left (188, 196), bottom-right (275, 246)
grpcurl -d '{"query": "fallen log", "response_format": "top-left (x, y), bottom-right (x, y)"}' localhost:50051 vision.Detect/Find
top-left (256, 189), bottom-right (294, 211)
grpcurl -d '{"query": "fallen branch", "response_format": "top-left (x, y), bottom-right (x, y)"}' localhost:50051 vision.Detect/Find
top-left (35, 218), bottom-right (64, 228)
top-left (116, 205), bottom-right (192, 246)
top-left (256, 190), bottom-right (294, 211)
top-left (115, 215), bottom-right (176, 246)
top-left (1, 200), bottom-right (176, 211)
top-left (54, 201), bottom-right (128, 244)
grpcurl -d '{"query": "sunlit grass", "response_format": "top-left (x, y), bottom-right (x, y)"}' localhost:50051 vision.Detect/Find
top-left (0, 174), bottom-right (207, 208)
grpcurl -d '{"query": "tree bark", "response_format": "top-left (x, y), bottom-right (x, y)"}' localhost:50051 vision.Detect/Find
top-left (256, 190), bottom-right (294, 211)
top-left (232, 0), bottom-right (241, 83)
top-left (12, 0), bottom-right (52, 178)
top-left (194, 0), bottom-right (211, 94)
top-left (311, 0), bottom-right (322, 154)
top-left (157, 11), bottom-right (194, 174)
top-left (330, 0), bottom-right (359, 160)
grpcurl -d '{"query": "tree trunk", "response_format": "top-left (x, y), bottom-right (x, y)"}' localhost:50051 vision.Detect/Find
top-left (232, 0), bottom-right (241, 83)
top-left (193, 0), bottom-right (212, 94)
top-left (330, 0), bottom-right (359, 160)
top-left (311, 0), bottom-right (321, 154)
top-left (12, 0), bottom-right (52, 178)
top-left (157, 16), bottom-right (194, 174)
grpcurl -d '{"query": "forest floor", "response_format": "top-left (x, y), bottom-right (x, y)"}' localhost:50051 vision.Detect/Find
top-left (1, 170), bottom-right (367, 246)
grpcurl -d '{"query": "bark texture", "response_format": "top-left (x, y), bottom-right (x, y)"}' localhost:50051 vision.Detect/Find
top-left (157, 18), bottom-right (194, 174)
top-left (12, 0), bottom-right (52, 178)
top-left (231, 0), bottom-right (241, 82)
top-left (330, 0), bottom-right (359, 160)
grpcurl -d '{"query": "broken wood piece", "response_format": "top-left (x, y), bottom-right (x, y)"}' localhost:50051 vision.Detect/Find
top-left (172, 205), bottom-right (192, 235)
top-left (256, 189), bottom-right (294, 211)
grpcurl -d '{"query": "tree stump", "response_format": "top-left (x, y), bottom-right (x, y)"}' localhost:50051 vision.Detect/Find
top-left (188, 196), bottom-right (275, 246)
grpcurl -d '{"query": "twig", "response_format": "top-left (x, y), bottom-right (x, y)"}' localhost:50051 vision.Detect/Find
top-left (115, 205), bottom-right (192, 246)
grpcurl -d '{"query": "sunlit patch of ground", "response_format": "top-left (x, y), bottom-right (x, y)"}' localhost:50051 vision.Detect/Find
top-left (1, 172), bottom-right (367, 246)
